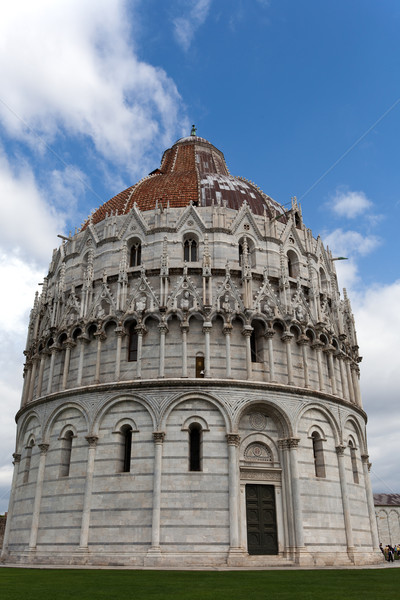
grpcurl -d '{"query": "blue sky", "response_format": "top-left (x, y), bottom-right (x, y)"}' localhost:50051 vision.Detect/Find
top-left (0, 0), bottom-right (399, 511)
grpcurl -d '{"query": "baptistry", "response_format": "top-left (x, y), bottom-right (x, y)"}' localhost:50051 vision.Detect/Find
top-left (1, 129), bottom-right (381, 567)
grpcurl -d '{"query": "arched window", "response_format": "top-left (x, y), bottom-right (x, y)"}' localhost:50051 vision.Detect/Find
top-left (287, 250), bottom-right (300, 278)
top-left (23, 439), bottom-right (34, 484)
top-left (189, 423), bottom-right (202, 471)
top-left (195, 355), bottom-right (205, 378)
top-left (311, 431), bottom-right (326, 478)
top-left (120, 425), bottom-right (133, 473)
top-left (320, 268), bottom-right (328, 292)
top-left (128, 324), bottom-right (138, 362)
top-left (238, 237), bottom-right (256, 267)
top-left (184, 238), bottom-right (198, 262)
top-left (59, 430), bottom-right (74, 477)
top-left (130, 242), bottom-right (142, 267)
top-left (250, 321), bottom-right (264, 363)
top-left (349, 440), bottom-right (359, 484)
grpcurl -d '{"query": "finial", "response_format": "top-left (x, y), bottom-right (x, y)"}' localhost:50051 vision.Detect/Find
top-left (191, 124), bottom-right (197, 136)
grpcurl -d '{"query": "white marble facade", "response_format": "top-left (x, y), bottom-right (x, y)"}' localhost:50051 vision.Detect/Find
top-left (1, 134), bottom-right (381, 567)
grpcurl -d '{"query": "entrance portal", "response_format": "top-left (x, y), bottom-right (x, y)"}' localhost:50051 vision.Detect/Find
top-left (246, 484), bottom-right (278, 555)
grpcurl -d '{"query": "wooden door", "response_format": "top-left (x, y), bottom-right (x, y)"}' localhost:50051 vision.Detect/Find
top-left (246, 484), bottom-right (278, 555)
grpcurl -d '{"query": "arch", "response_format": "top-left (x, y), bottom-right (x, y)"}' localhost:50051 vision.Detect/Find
top-left (43, 402), bottom-right (90, 443)
top-left (119, 423), bottom-right (133, 473)
top-left (234, 399), bottom-right (292, 438)
top-left (93, 393), bottom-right (157, 435)
top-left (112, 417), bottom-right (139, 434)
top-left (16, 411), bottom-right (42, 451)
top-left (58, 423), bottom-right (78, 439)
top-left (343, 416), bottom-right (367, 455)
top-left (240, 431), bottom-right (279, 464)
top-left (58, 332), bottom-right (68, 345)
top-left (160, 391), bottom-right (231, 432)
top-left (307, 424), bottom-right (327, 441)
top-left (181, 415), bottom-right (210, 432)
top-left (287, 249), bottom-right (300, 278)
top-left (296, 403), bottom-right (341, 444)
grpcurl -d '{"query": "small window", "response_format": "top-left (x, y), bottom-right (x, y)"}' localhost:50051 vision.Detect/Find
top-left (184, 238), bottom-right (198, 262)
top-left (128, 324), bottom-right (138, 362)
top-left (120, 426), bottom-right (133, 473)
top-left (250, 322), bottom-right (263, 363)
top-left (189, 423), bottom-right (202, 471)
top-left (349, 441), bottom-right (359, 484)
top-left (195, 355), bottom-right (205, 378)
top-left (59, 430), bottom-right (74, 477)
top-left (23, 439), bottom-right (34, 484)
top-left (311, 431), bottom-right (326, 478)
top-left (287, 250), bottom-right (300, 278)
top-left (130, 242), bottom-right (142, 267)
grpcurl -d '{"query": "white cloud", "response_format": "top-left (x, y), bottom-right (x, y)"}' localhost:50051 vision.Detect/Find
top-left (352, 281), bottom-right (400, 492)
top-left (0, 0), bottom-right (186, 171)
top-left (330, 189), bottom-right (373, 219)
top-left (323, 228), bottom-right (380, 259)
top-left (173, 0), bottom-right (212, 51)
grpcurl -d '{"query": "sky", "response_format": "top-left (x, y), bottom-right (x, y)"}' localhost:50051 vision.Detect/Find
top-left (0, 0), bottom-right (399, 512)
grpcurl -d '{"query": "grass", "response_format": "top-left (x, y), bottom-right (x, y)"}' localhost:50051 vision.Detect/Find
top-left (1, 567), bottom-right (399, 600)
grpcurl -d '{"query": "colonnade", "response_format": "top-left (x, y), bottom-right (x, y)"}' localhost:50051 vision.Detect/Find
top-left (21, 319), bottom-right (361, 409)
top-left (2, 428), bottom-right (378, 563)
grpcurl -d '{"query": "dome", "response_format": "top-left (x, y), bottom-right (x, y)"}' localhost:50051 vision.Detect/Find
top-left (84, 133), bottom-right (285, 228)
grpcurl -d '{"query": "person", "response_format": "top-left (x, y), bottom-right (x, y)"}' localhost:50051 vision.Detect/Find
top-left (379, 542), bottom-right (385, 556)
top-left (388, 545), bottom-right (394, 562)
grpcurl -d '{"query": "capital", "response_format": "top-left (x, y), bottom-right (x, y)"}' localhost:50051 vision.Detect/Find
top-left (12, 452), bottom-right (21, 464)
top-left (336, 444), bottom-right (346, 456)
top-left (85, 435), bottom-right (99, 448)
top-left (226, 433), bottom-right (240, 447)
top-left (153, 431), bottom-right (165, 444)
top-left (38, 443), bottom-right (50, 455)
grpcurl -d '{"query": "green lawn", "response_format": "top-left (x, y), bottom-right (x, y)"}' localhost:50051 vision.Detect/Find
top-left (1, 567), bottom-right (399, 600)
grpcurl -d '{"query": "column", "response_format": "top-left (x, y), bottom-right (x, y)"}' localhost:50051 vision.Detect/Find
top-left (223, 324), bottom-right (232, 378)
top-left (338, 353), bottom-right (349, 400)
top-left (79, 436), bottom-right (98, 549)
top-left (336, 445), bottom-right (355, 559)
top-left (345, 358), bottom-right (355, 403)
top-left (76, 335), bottom-right (89, 386)
top-left (282, 333), bottom-right (294, 385)
top-left (114, 327), bottom-right (125, 381)
top-left (158, 322), bottom-right (168, 378)
top-left (203, 322), bottom-right (212, 378)
top-left (27, 356), bottom-right (39, 402)
top-left (278, 440), bottom-right (295, 555)
top-left (1, 453), bottom-right (21, 558)
top-left (226, 434), bottom-right (241, 551)
top-left (21, 362), bottom-right (32, 408)
top-left (181, 322), bottom-right (189, 378)
top-left (62, 340), bottom-right (75, 390)
top-left (135, 324), bottom-right (145, 379)
top-left (265, 329), bottom-right (276, 382)
top-left (28, 443), bottom-right (49, 550)
top-left (94, 332), bottom-right (105, 384)
top-left (361, 454), bottom-right (380, 550)
top-left (148, 432), bottom-right (165, 553)
top-left (312, 341), bottom-right (325, 392)
top-left (286, 438), bottom-right (306, 552)
top-left (326, 348), bottom-right (337, 395)
top-left (351, 364), bottom-right (362, 407)
top-left (242, 326), bottom-right (252, 380)
top-left (46, 346), bottom-right (59, 394)
top-left (297, 336), bottom-right (309, 388)
top-left (36, 353), bottom-right (46, 398)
